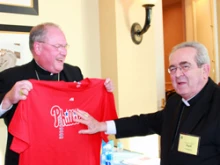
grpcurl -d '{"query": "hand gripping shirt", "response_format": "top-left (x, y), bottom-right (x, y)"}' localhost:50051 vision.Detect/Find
top-left (9, 78), bottom-right (118, 165)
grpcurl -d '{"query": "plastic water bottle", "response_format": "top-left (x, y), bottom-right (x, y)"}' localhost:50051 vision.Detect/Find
top-left (117, 141), bottom-right (123, 152)
top-left (105, 144), bottom-right (113, 165)
top-left (101, 153), bottom-right (106, 165)
top-left (102, 140), bottom-right (114, 165)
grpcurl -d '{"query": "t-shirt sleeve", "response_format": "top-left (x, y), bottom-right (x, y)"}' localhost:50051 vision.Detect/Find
top-left (101, 91), bottom-right (118, 142)
top-left (8, 100), bottom-right (30, 153)
top-left (10, 136), bottom-right (29, 154)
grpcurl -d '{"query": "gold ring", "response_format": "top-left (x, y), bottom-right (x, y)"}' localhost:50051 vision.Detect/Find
top-left (19, 90), bottom-right (24, 96)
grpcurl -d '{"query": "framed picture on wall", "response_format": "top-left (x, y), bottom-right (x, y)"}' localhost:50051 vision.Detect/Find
top-left (0, 0), bottom-right (38, 15)
top-left (0, 24), bottom-right (33, 72)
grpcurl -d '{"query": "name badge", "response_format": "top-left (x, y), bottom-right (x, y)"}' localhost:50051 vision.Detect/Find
top-left (178, 133), bottom-right (200, 155)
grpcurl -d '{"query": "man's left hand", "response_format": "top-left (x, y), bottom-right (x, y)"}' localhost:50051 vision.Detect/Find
top-left (104, 78), bottom-right (114, 92)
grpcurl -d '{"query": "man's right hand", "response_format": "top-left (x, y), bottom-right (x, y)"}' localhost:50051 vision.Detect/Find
top-left (2, 80), bottom-right (33, 110)
top-left (73, 109), bottom-right (107, 134)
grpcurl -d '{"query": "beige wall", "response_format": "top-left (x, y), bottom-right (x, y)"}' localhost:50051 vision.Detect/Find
top-left (99, 0), bottom-right (164, 158)
top-left (0, 120), bottom-right (6, 165)
top-left (1, 0), bottom-right (220, 162)
top-left (0, 0), bottom-right (102, 78)
top-left (216, 0), bottom-right (220, 82)
top-left (0, 1), bottom-right (102, 164)
top-left (185, 0), bottom-right (218, 82)
top-left (0, 0), bottom-right (165, 162)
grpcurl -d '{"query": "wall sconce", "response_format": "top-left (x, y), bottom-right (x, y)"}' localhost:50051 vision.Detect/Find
top-left (131, 3), bottom-right (155, 45)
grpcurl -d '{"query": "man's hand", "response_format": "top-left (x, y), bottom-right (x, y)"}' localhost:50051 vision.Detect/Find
top-left (74, 109), bottom-right (107, 134)
top-left (104, 78), bottom-right (114, 92)
top-left (2, 80), bottom-right (33, 109)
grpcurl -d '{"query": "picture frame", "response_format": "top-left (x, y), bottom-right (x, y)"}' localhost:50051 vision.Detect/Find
top-left (0, 24), bottom-right (33, 72)
top-left (0, 24), bottom-right (32, 32)
top-left (0, 0), bottom-right (38, 15)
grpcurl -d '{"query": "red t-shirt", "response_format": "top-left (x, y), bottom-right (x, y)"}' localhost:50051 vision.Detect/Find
top-left (9, 78), bottom-right (118, 165)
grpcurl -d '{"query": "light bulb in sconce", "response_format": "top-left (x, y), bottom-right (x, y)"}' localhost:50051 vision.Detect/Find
top-left (131, 0), bottom-right (157, 44)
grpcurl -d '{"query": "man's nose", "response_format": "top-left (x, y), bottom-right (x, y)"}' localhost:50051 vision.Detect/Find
top-left (59, 47), bottom-right (67, 56)
top-left (175, 67), bottom-right (184, 77)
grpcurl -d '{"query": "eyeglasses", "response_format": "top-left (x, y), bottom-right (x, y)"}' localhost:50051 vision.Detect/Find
top-left (168, 62), bottom-right (191, 75)
top-left (38, 41), bottom-right (69, 50)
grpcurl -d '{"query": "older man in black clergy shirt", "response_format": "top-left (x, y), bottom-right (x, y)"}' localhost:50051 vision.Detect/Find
top-left (74, 41), bottom-right (220, 165)
top-left (0, 22), bottom-right (113, 165)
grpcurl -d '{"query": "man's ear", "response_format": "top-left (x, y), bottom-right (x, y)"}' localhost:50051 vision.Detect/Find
top-left (33, 42), bottom-right (41, 55)
top-left (202, 64), bottom-right (210, 78)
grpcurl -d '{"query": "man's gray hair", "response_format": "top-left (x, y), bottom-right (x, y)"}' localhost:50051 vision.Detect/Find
top-left (29, 22), bottom-right (60, 51)
top-left (169, 41), bottom-right (210, 67)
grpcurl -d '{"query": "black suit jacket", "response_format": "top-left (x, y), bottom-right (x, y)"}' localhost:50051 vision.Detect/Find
top-left (115, 78), bottom-right (220, 165)
top-left (0, 60), bottom-right (83, 165)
